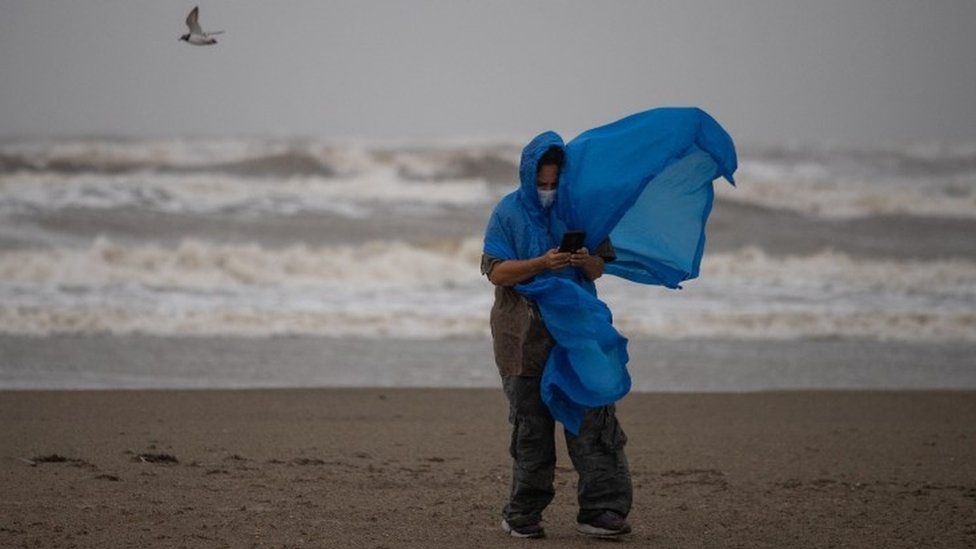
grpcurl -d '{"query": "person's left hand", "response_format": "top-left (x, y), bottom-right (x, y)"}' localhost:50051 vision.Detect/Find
top-left (569, 247), bottom-right (600, 268)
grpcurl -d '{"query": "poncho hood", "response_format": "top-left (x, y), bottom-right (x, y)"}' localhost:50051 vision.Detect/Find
top-left (517, 131), bottom-right (565, 215)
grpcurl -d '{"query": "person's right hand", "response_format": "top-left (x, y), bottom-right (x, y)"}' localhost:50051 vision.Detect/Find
top-left (540, 248), bottom-right (571, 271)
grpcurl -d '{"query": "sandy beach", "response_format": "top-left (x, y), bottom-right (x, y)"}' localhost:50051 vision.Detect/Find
top-left (2, 388), bottom-right (974, 548)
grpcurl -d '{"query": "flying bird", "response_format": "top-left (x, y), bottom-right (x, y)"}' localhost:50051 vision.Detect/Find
top-left (179, 6), bottom-right (224, 46)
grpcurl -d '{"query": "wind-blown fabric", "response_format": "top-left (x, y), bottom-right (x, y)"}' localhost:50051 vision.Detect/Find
top-left (483, 107), bottom-right (737, 434)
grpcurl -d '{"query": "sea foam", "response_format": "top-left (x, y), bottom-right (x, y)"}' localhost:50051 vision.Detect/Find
top-left (2, 238), bottom-right (973, 341)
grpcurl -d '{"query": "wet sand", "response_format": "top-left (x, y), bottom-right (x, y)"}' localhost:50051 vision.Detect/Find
top-left (1, 388), bottom-right (974, 548)
top-left (3, 335), bottom-right (975, 391)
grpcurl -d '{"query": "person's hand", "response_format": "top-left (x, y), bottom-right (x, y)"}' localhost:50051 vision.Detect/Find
top-left (569, 247), bottom-right (599, 268)
top-left (541, 248), bottom-right (571, 270)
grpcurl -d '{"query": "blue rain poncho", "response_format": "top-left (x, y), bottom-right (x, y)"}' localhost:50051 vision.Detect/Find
top-left (483, 107), bottom-right (737, 434)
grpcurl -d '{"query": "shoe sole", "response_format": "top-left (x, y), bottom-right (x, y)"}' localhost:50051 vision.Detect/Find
top-left (575, 523), bottom-right (632, 537)
top-left (502, 519), bottom-right (545, 539)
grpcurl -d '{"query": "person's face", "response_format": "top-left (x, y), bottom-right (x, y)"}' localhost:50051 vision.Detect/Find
top-left (536, 164), bottom-right (559, 191)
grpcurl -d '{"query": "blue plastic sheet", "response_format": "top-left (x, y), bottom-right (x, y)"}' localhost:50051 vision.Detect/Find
top-left (483, 107), bottom-right (737, 433)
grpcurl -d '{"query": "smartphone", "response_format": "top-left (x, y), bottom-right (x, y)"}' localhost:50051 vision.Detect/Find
top-left (558, 231), bottom-right (586, 253)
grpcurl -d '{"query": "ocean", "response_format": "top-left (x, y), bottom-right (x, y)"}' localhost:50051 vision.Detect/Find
top-left (1, 136), bottom-right (974, 389)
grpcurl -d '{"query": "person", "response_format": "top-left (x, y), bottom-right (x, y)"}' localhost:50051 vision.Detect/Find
top-left (481, 136), bottom-right (633, 539)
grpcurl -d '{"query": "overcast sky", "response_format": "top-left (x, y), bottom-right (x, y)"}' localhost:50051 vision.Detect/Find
top-left (1, 1), bottom-right (974, 147)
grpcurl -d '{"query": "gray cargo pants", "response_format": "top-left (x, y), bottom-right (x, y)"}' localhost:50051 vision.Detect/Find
top-left (502, 375), bottom-right (632, 526)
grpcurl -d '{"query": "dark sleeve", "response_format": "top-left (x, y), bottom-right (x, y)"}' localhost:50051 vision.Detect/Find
top-left (594, 238), bottom-right (616, 263)
top-left (481, 254), bottom-right (504, 277)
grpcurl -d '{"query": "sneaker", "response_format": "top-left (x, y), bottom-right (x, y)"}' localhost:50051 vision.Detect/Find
top-left (501, 518), bottom-right (545, 539)
top-left (576, 511), bottom-right (632, 537)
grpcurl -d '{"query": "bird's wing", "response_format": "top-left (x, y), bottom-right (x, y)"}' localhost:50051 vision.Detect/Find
top-left (185, 6), bottom-right (203, 34)
top-left (206, 30), bottom-right (225, 36)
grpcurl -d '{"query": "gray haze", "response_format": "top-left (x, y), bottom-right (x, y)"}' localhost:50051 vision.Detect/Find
top-left (1, 1), bottom-right (974, 147)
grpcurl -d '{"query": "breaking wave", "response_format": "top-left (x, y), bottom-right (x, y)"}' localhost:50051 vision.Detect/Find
top-left (0, 169), bottom-right (494, 217)
top-left (0, 236), bottom-right (484, 289)
top-left (0, 137), bottom-right (520, 182)
top-left (724, 144), bottom-right (976, 219)
top-left (3, 136), bottom-right (976, 220)
top-left (1, 238), bottom-right (974, 341)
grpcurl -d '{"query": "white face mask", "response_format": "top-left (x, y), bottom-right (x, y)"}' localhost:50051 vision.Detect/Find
top-left (538, 189), bottom-right (556, 209)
